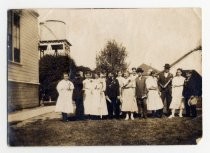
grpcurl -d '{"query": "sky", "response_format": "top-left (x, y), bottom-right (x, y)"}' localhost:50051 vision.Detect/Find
top-left (37, 8), bottom-right (201, 71)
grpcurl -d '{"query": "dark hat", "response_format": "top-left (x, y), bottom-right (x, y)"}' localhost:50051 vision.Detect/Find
top-left (164, 64), bottom-right (171, 69)
top-left (151, 70), bottom-right (156, 75)
top-left (75, 73), bottom-right (80, 77)
top-left (132, 67), bottom-right (137, 71)
top-left (93, 70), bottom-right (100, 76)
top-left (186, 70), bottom-right (193, 74)
top-left (85, 71), bottom-right (91, 76)
top-left (136, 67), bottom-right (144, 73)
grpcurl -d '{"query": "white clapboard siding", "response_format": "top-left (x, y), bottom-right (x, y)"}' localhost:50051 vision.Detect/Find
top-left (8, 10), bottom-right (40, 111)
top-left (8, 10), bottom-right (39, 84)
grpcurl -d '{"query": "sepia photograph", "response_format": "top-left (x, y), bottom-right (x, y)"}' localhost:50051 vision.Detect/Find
top-left (7, 8), bottom-right (202, 146)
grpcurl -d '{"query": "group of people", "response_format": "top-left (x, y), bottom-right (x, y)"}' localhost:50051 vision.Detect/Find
top-left (55, 63), bottom-right (200, 122)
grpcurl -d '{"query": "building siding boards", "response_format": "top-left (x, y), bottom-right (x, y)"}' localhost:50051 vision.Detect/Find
top-left (8, 82), bottom-right (39, 111)
top-left (8, 10), bottom-right (40, 111)
top-left (8, 10), bottom-right (39, 83)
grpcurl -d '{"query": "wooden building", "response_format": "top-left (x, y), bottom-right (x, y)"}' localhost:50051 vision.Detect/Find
top-left (7, 10), bottom-right (40, 111)
top-left (39, 39), bottom-right (71, 58)
top-left (138, 63), bottom-right (160, 76)
top-left (38, 20), bottom-right (72, 58)
top-left (170, 46), bottom-right (202, 76)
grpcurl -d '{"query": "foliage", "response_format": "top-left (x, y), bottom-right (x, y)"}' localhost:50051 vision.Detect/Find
top-left (39, 55), bottom-right (76, 101)
top-left (96, 40), bottom-right (128, 74)
top-left (76, 65), bottom-right (92, 76)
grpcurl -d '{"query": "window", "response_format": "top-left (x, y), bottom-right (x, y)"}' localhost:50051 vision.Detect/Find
top-left (14, 13), bottom-right (20, 27)
top-left (14, 48), bottom-right (20, 63)
top-left (7, 10), bottom-right (21, 63)
top-left (7, 11), bottom-right (13, 61)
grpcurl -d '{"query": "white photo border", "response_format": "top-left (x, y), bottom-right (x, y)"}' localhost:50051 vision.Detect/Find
top-left (1, 0), bottom-right (209, 153)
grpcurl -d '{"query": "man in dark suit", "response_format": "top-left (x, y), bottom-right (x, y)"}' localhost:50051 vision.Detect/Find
top-left (105, 72), bottom-right (120, 119)
top-left (158, 64), bottom-right (173, 116)
top-left (72, 71), bottom-right (84, 120)
top-left (135, 68), bottom-right (148, 118)
top-left (183, 70), bottom-right (199, 117)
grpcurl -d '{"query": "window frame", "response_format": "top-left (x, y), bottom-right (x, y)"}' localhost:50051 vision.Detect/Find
top-left (8, 10), bottom-right (21, 64)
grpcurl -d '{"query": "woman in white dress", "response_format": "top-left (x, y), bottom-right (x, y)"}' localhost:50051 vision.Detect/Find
top-left (146, 70), bottom-right (163, 117)
top-left (92, 72), bottom-right (108, 118)
top-left (55, 72), bottom-right (74, 122)
top-left (116, 71), bottom-right (124, 97)
top-left (116, 71), bottom-right (124, 115)
top-left (83, 72), bottom-right (95, 118)
top-left (168, 68), bottom-right (186, 118)
top-left (121, 71), bottom-right (138, 120)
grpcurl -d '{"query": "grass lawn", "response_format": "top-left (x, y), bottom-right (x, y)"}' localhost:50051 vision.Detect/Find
top-left (8, 114), bottom-right (202, 146)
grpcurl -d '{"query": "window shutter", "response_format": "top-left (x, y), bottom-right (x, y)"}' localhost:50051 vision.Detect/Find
top-left (14, 47), bottom-right (20, 63)
top-left (14, 13), bottom-right (20, 27)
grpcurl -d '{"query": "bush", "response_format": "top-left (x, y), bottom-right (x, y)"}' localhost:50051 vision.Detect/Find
top-left (39, 55), bottom-right (76, 101)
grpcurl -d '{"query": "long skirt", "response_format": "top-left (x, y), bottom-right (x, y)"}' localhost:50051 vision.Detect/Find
top-left (170, 87), bottom-right (184, 109)
top-left (121, 88), bottom-right (138, 112)
top-left (55, 91), bottom-right (74, 113)
top-left (91, 91), bottom-right (108, 116)
top-left (147, 90), bottom-right (163, 111)
top-left (83, 90), bottom-right (94, 115)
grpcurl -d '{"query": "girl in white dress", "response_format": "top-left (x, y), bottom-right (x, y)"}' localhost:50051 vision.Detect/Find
top-left (146, 70), bottom-right (163, 116)
top-left (92, 72), bottom-right (108, 118)
top-left (83, 72), bottom-right (95, 117)
top-left (116, 71), bottom-right (124, 96)
top-left (121, 71), bottom-right (138, 120)
top-left (169, 68), bottom-right (186, 118)
top-left (55, 72), bottom-right (74, 122)
top-left (116, 71), bottom-right (124, 115)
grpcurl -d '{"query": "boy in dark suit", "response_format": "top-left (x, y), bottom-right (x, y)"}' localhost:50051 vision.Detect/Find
top-left (135, 68), bottom-right (148, 118)
top-left (105, 72), bottom-right (120, 119)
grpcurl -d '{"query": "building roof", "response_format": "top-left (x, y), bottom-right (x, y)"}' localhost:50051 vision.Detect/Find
top-left (45, 20), bottom-right (66, 24)
top-left (39, 39), bottom-right (72, 46)
top-left (170, 45), bottom-right (202, 68)
top-left (156, 45), bottom-right (202, 74)
top-left (138, 63), bottom-right (160, 75)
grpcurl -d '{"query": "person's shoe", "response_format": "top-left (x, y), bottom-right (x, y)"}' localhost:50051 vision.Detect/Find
top-left (191, 115), bottom-right (197, 118)
top-left (157, 114), bottom-right (162, 118)
top-left (125, 113), bottom-right (129, 120)
top-left (63, 119), bottom-right (69, 122)
top-left (142, 115), bottom-right (147, 119)
top-left (115, 116), bottom-right (120, 120)
top-left (168, 115), bottom-right (174, 119)
top-left (152, 112), bottom-right (156, 118)
top-left (185, 114), bottom-right (190, 117)
top-left (131, 116), bottom-right (134, 120)
top-left (125, 116), bottom-right (129, 120)
top-left (155, 112), bottom-right (160, 118)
